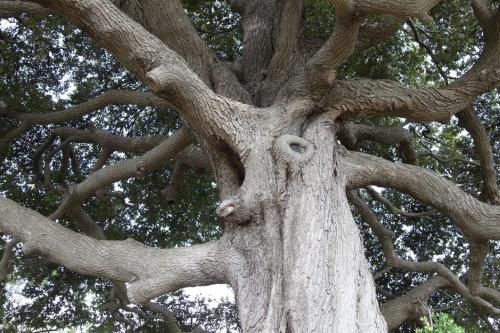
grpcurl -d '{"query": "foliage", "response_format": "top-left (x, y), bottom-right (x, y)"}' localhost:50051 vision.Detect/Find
top-left (416, 313), bottom-right (465, 333)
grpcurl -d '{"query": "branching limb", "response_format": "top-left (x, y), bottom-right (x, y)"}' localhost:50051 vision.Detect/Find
top-left (0, 196), bottom-right (228, 304)
top-left (310, 0), bottom-right (444, 83)
top-left (380, 276), bottom-right (448, 331)
top-left (33, 0), bottom-right (248, 146)
top-left (53, 127), bottom-right (167, 154)
top-left (0, 90), bottom-right (172, 159)
top-left (344, 151), bottom-right (500, 240)
top-left (0, 1), bottom-right (50, 18)
top-left (322, 2), bottom-right (500, 123)
top-left (348, 191), bottom-right (500, 317)
top-left (49, 128), bottom-right (193, 220)
top-left (36, 127), bottom-right (171, 190)
top-left (118, 0), bottom-right (251, 103)
top-left (8, 90), bottom-right (173, 125)
top-left (337, 123), bottom-right (418, 164)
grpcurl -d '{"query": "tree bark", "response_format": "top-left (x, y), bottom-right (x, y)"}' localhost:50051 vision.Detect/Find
top-left (221, 117), bottom-right (387, 332)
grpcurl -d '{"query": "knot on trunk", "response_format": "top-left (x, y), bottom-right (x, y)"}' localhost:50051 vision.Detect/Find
top-left (273, 134), bottom-right (314, 172)
top-left (216, 195), bottom-right (252, 224)
top-left (146, 65), bottom-right (175, 93)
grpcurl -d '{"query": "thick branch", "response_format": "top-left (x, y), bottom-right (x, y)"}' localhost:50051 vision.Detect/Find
top-left (468, 241), bottom-right (489, 295)
top-left (239, 0), bottom-right (277, 97)
top-left (306, 2), bottom-right (362, 92)
top-left (0, 196), bottom-right (227, 304)
top-left (49, 128), bottom-right (193, 220)
top-left (266, 0), bottom-right (304, 81)
top-left (323, 77), bottom-right (498, 123)
top-left (344, 151), bottom-right (500, 240)
top-left (380, 276), bottom-right (448, 331)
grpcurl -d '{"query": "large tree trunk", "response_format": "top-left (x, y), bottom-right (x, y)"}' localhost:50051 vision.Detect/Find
top-left (223, 117), bottom-right (387, 332)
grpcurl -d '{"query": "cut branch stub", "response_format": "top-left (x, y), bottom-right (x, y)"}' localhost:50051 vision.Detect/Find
top-left (273, 134), bottom-right (314, 172)
top-left (146, 65), bottom-right (175, 94)
top-left (216, 195), bottom-right (252, 224)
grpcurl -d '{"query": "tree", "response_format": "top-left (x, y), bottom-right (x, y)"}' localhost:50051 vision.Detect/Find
top-left (0, 0), bottom-right (499, 332)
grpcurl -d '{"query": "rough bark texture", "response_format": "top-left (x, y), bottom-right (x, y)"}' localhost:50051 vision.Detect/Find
top-left (1, 0), bottom-right (499, 331)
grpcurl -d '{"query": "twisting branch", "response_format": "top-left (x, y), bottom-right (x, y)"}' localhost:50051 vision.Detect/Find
top-left (457, 107), bottom-right (500, 205)
top-left (365, 186), bottom-right (434, 218)
top-left (306, 1), bottom-right (363, 92)
top-left (48, 128), bottom-right (193, 220)
top-left (5, 90), bottom-right (173, 125)
top-left (381, 276), bottom-right (449, 331)
top-left (322, 73), bottom-right (499, 123)
top-left (35, 127), bottom-right (171, 191)
top-left (337, 123), bottom-right (418, 164)
top-left (53, 127), bottom-right (167, 154)
top-left (0, 196), bottom-right (228, 304)
top-left (348, 191), bottom-right (500, 317)
top-left (0, 90), bottom-right (173, 158)
top-left (344, 151), bottom-right (500, 240)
